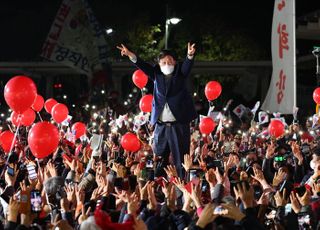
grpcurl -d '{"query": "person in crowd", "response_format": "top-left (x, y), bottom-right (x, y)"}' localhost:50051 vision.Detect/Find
top-left (117, 43), bottom-right (197, 178)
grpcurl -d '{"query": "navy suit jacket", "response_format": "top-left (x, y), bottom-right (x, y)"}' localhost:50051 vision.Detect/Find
top-left (134, 56), bottom-right (198, 125)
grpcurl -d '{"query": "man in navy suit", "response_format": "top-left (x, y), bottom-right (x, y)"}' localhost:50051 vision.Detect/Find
top-left (117, 43), bottom-right (197, 178)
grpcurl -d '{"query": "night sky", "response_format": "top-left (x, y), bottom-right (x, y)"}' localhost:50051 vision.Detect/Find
top-left (0, 0), bottom-right (319, 61)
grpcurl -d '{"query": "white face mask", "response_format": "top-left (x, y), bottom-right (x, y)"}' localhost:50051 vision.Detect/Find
top-left (310, 160), bottom-right (315, 170)
top-left (160, 65), bottom-right (175, 75)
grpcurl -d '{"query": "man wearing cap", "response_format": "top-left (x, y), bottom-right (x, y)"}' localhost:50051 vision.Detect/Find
top-left (117, 43), bottom-right (197, 178)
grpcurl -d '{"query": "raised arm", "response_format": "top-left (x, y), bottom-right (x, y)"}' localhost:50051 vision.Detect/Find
top-left (181, 42), bottom-right (196, 78)
top-left (117, 44), bottom-right (155, 80)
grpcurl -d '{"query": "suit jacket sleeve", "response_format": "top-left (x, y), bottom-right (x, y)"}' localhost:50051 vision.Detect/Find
top-left (181, 56), bottom-right (194, 78)
top-left (134, 56), bottom-right (155, 81)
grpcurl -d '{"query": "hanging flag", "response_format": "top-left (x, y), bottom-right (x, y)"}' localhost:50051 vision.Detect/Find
top-left (40, 0), bottom-right (108, 76)
top-left (261, 0), bottom-right (296, 114)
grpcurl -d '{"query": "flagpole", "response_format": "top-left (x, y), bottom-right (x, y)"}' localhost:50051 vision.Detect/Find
top-left (293, 0), bottom-right (297, 109)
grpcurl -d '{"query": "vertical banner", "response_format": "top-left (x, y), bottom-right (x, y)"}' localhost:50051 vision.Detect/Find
top-left (40, 0), bottom-right (108, 76)
top-left (261, 0), bottom-right (296, 114)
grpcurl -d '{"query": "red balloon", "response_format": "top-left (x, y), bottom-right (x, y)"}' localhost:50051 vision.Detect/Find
top-left (32, 95), bottom-right (44, 112)
top-left (52, 103), bottom-right (69, 123)
top-left (313, 87), bottom-right (320, 104)
top-left (205, 81), bottom-right (222, 101)
top-left (199, 117), bottom-right (216, 135)
top-left (268, 120), bottom-right (285, 138)
top-left (10, 112), bottom-right (21, 126)
top-left (121, 132), bottom-right (141, 152)
top-left (0, 131), bottom-right (16, 154)
top-left (132, 70), bottom-right (148, 89)
top-left (44, 98), bottom-right (58, 114)
top-left (28, 122), bottom-right (60, 159)
top-left (21, 108), bottom-right (36, 126)
top-left (4, 76), bottom-right (37, 114)
top-left (72, 122), bottom-right (87, 139)
top-left (139, 94), bottom-right (153, 113)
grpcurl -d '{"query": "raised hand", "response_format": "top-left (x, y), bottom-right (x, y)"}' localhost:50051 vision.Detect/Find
top-left (233, 181), bottom-right (254, 208)
top-left (196, 203), bottom-right (217, 228)
top-left (266, 142), bottom-right (276, 159)
top-left (274, 188), bottom-right (288, 207)
top-left (182, 154), bottom-right (193, 172)
top-left (187, 42), bottom-right (196, 56)
top-left (116, 44), bottom-right (136, 59)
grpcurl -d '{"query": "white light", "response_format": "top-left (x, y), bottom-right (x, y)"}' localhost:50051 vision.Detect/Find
top-left (92, 122), bottom-right (97, 126)
top-left (124, 101), bottom-right (128, 106)
top-left (255, 125), bottom-right (259, 129)
top-left (72, 104), bottom-right (75, 108)
top-left (237, 130), bottom-right (242, 134)
top-left (111, 127), bottom-right (118, 133)
top-left (242, 132), bottom-right (247, 136)
top-left (92, 129), bottom-right (97, 133)
top-left (63, 95), bottom-right (67, 99)
top-left (193, 92), bottom-right (197, 97)
top-left (261, 135), bottom-right (265, 139)
top-left (223, 107), bottom-right (227, 111)
top-left (168, 17), bottom-right (182, 25)
top-left (225, 124), bottom-right (229, 128)
top-left (128, 118), bottom-right (133, 122)
top-left (129, 94), bottom-right (133, 98)
top-left (100, 129), bottom-right (104, 132)
top-left (252, 132), bottom-right (256, 136)
top-left (6, 118), bottom-right (10, 122)
top-left (86, 104), bottom-right (90, 108)
top-left (144, 151), bottom-right (149, 156)
top-left (202, 134), bottom-right (206, 137)
top-left (106, 28), bottom-right (113, 34)
top-left (0, 126), bottom-right (3, 131)
top-left (101, 90), bottom-right (105, 94)
top-left (310, 130), bottom-right (315, 135)
top-left (133, 88), bottom-right (138, 93)
top-left (51, 120), bottom-right (55, 124)
top-left (92, 105), bottom-right (96, 109)
top-left (103, 119), bottom-right (107, 123)
top-left (0, 113), bottom-right (4, 117)
top-left (93, 113), bottom-right (98, 119)
top-left (228, 120), bottom-right (232, 124)
top-left (8, 109), bottom-right (12, 112)
top-left (285, 129), bottom-right (289, 134)
top-left (299, 131), bottom-right (303, 135)
top-left (309, 117), bottom-right (313, 121)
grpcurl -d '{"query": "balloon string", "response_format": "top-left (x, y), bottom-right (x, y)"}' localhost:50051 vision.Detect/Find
top-left (0, 124), bottom-right (20, 178)
top-left (37, 112), bottom-right (43, 122)
top-left (140, 89), bottom-right (145, 96)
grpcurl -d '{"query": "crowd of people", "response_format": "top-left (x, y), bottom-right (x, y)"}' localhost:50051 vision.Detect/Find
top-left (0, 43), bottom-right (318, 230)
top-left (0, 106), bottom-right (318, 230)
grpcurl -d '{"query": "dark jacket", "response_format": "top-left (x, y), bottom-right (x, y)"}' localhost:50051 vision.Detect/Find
top-left (133, 56), bottom-right (197, 125)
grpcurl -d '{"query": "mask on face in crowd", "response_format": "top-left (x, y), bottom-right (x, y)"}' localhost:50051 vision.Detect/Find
top-left (310, 160), bottom-right (315, 170)
top-left (160, 65), bottom-right (175, 75)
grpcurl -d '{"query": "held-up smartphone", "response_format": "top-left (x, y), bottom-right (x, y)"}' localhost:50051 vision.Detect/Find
top-left (7, 166), bottom-right (15, 177)
top-left (214, 205), bottom-right (226, 214)
top-left (114, 178), bottom-right (124, 190)
top-left (295, 185), bottom-right (306, 197)
top-left (279, 180), bottom-right (293, 199)
top-left (19, 190), bottom-right (29, 214)
top-left (146, 158), bottom-right (154, 169)
top-left (30, 190), bottom-right (42, 212)
top-left (27, 164), bottom-right (37, 180)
